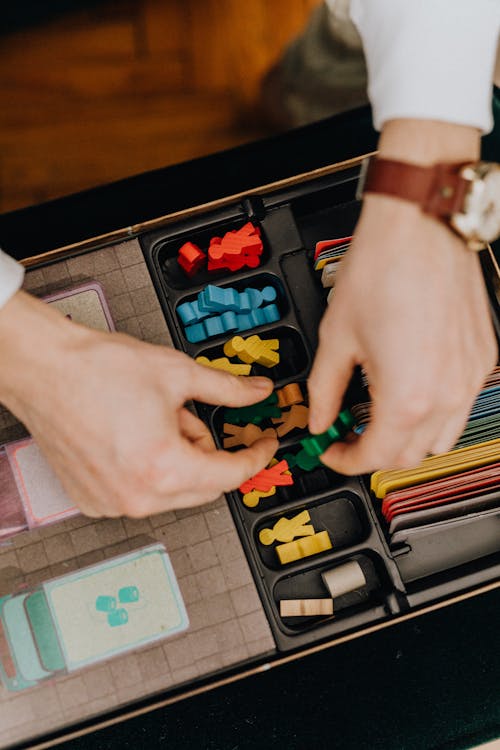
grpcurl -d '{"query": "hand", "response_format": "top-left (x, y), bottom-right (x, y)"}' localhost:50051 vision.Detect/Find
top-left (308, 193), bottom-right (497, 474)
top-left (0, 291), bottom-right (278, 517)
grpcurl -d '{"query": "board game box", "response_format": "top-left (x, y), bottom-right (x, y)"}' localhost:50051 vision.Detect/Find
top-left (0, 154), bottom-right (499, 748)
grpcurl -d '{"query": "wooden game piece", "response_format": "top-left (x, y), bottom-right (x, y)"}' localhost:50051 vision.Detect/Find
top-left (195, 356), bottom-right (251, 376)
top-left (233, 304), bottom-right (280, 332)
top-left (223, 335), bottom-right (246, 358)
top-left (279, 599), bottom-right (334, 617)
top-left (273, 404), bottom-right (309, 437)
top-left (204, 311), bottom-right (238, 338)
top-left (239, 459), bottom-right (293, 494)
top-left (198, 285), bottom-right (241, 313)
top-left (300, 409), bottom-right (355, 457)
top-left (321, 560), bottom-right (366, 598)
top-left (276, 530), bottom-right (332, 565)
top-left (283, 448), bottom-right (322, 472)
top-left (258, 510), bottom-right (314, 545)
top-left (181, 283), bottom-right (281, 340)
top-left (300, 425), bottom-right (342, 457)
top-left (184, 321), bottom-right (207, 343)
top-left (177, 242), bottom-right (206, 277)
top-left (225, 393), bottom-right (281, 425)
top-left (242, 486), bottom-right (276, 508)
top-left (224, 335), bottom-right (279, 368)
top-left (276, 383), bottom-right (304, 408)
top-left (177, 299), bottom-right (210, 326)
top-left (223, 423), bottom-right (277, 449)
top-left (242, 336), bottom-right (279, 368)
top-left (336, 409), bottom-right (356, 430)
top-left (207, 223), bottom-right (263, 272)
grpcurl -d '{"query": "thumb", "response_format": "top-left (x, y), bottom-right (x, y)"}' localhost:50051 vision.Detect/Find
top-left (183, 358), bottom-right (274, 407)
top-left (308, 332), bottom-right (356, 434)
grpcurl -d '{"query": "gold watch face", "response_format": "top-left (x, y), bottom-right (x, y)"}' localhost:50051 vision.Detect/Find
top-left (451, 162), bottom-right (500, 248)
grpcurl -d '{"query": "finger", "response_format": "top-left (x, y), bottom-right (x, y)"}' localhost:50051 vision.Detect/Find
top-left (178, 407), bottom-right (216, 453)
top-left (155, 436), bottom-right (278, 498)
top-left (181, 359), bottom-right (274, 407)
top-left (389, 412), bottom-right (450, 468)
top-left (320, 399), bottom-right (428, 475)
top-left (308, 331), bottom-right (356, 434)
top-left (429, 399), bottom-right (476, 457)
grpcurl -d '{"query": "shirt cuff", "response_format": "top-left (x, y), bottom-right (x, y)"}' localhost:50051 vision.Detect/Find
top-left (351, 0), bottom-right (500, 133)
top-left (0, 250), bottom-right (25, 309)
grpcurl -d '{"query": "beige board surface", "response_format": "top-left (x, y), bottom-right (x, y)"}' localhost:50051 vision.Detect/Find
top-left (0, 240), bottom-right (274, 748)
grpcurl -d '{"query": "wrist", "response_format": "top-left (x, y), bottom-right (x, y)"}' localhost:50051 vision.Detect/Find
top-left (0, 291), bottom-right (85, 418)
top-left (378, 119), bottom-right (481, 166)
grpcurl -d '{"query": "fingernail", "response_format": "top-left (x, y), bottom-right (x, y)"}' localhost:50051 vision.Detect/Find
top-left (308, 413), bottom-right (319, 433)
top-left (308, 416), bottom-right (325, 435)
top-left (251, 377), bottom-right (273, 390)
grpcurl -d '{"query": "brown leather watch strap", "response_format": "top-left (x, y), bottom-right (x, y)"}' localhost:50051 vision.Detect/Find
top-left (362, 157), bottom-right (471, 217)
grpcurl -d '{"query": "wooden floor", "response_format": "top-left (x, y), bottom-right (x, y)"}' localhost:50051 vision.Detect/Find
top-left (0, 0), bottom-right (319, 214)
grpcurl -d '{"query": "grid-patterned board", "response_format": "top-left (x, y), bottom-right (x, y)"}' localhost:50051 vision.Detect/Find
top-left (0, 240), bottom-right (275, 749)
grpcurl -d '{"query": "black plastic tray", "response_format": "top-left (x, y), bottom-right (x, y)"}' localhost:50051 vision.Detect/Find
top-left (141, 165), bottom-right (500, 651)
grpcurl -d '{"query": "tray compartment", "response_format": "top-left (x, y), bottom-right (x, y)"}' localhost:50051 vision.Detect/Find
top-left (254, 492), bottom-right (369, 570)
top-left (273, 551), bottom-right (388, 633)
top-left (174, 272), bottom-right (291, 347)
top-left (263, 443), bottom-right (348, 507)
top-left (156, 215), bottom-right (271, 290)
top-left (200, 325), bottom-right (310, 386)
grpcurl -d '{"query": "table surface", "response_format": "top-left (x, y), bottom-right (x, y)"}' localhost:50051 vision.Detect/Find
top-left (0, 106), bottom-right (499, 750)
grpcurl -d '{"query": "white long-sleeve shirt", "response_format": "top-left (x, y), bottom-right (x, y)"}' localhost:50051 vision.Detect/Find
top-left (0, 250), bottom-right (24, 309)
top-left (347, 0), bottom-right (500, 132)
top-left (1, 0), bottom-right (499, 309)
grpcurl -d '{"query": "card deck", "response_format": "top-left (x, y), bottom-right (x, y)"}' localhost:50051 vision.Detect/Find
top-left (371, 438), bottom-right (500, 498)
top-left (0, 450), bottom-right (26, 539)
top-left (0, 544), bottom-right (189, 692)
top-left (389, 490), bottom-right (500, 534)
top-left (5, 439), bottom-right (77, 528)
top-left (365, 366), bottom-right (500, 546)
top-left (44, 282), bottom-right (115, 332)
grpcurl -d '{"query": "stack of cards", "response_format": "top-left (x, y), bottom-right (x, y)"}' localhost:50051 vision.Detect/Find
top-left (312, 237), bottom-right (352, 300)
top-left (372, 439), bottom-right (500, 496)
top-left (370, 436), bottom-right (500, 547)
top-left (0, 544), bottom-right (189, 692)
top-left (354, 367), bottom-right (500, 448)
top-left (44, 281), bottom-right (115, 331)
top-left (354, 368), bottom-right (500, 551)
top-left (0, 439), bottom-right (78, 540)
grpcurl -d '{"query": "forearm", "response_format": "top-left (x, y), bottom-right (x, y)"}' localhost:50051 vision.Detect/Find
top-left (378, 119), bottom-right (480, 165)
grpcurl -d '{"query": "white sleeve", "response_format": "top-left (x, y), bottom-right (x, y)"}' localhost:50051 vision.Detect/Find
top-left (0, 250), bottom-right (25, 309)
top-left (350, 0), bottom-right (500, 133)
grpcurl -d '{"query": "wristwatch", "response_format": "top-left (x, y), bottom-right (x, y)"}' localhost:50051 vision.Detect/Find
top-left (356, 156), bottom-right (500, 251)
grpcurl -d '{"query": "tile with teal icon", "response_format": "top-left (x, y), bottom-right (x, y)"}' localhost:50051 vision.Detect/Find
top-left (41, 544), bottom-right (189, 672)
